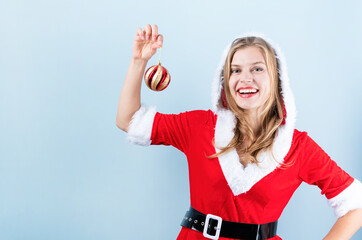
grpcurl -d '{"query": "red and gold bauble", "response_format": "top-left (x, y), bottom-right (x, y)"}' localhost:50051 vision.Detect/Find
top-left (144, 61), bottom-right (171, 91)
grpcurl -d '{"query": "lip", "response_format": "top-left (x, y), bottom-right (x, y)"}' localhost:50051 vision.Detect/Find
top-left (237, 87), bottom-right (258, 91)
top-left (237, 92), bottom-right (258, 98)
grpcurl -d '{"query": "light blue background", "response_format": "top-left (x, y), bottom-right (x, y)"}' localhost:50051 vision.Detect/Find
top-left (0, 0), bottom-right (361, 239)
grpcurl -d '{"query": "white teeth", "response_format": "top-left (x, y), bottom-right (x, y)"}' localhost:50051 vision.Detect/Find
top-left (238, 89), bottom-right (257, 94)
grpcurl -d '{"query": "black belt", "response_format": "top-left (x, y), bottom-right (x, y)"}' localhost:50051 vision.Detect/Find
top-left (180, 206), bottom-right (278, 240)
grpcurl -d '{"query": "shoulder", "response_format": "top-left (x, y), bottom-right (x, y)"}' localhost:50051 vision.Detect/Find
top-left (292, 129), bottom-right (308, 143)
top-left (176, 109), bottom-right (216, 125)
top-left (288, 129), bottom-right (321, 158)
top-left (291, 129), bottom-right (317, 146)
top-left (156, 109), bottom-right (216, 128)
top-left (292, 129), bottom-right (323, 149)
top-left (178, 109), bottom-right (215, 118)
top-left (291, 129), bottom-right (331, 164)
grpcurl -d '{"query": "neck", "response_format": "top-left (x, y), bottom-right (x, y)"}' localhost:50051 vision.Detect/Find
top-left (244, 109), bottom-right (262, 135)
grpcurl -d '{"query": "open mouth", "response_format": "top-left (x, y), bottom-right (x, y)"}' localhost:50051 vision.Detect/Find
top-left (237, 88), bottom-right (259, 98)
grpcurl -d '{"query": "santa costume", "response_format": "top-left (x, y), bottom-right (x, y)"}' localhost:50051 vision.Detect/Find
top-left (126, 33), bottom-right (362, 239)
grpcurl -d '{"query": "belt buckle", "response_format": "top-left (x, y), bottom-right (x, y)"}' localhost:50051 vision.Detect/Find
top-left (203, 214), bottom-right (222, 240)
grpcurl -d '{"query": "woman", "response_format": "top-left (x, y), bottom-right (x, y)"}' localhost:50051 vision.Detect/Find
top-left (116, 24), bottom-right (362, 239)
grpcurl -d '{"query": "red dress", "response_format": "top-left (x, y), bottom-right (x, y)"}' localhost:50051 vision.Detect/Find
top-left (144, 109), bottom-right (359, 240)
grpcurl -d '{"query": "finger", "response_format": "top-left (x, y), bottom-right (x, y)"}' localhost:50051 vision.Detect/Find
top-left (156, 34), bottom-right (163, 46)
top-left (151, 24), bottom-right (158, 41)
top-left (144, 24), bottom-right (152, 41)
top-left (135, 27), bottom-right (145, 41)
top-left (152, 34), bottom-right (163, 49)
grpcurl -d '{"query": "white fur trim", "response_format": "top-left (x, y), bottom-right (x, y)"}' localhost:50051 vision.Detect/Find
top-left (215, 109), bottom-right (292, 196)
top-left (327, 179), bottom-right (362, 218)
top-left (212, 33), bottom-right (297, 196)
top-left (127, 105), bottom-right (157, 146)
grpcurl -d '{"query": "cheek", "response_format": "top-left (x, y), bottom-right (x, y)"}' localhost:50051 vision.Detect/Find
top-left (258, 76), bottom-right (271, 94)
top-left (228, 78), bottom-right (237, 92)
top-left (265, 78), bottom-right (272, 95)
top-left (263, 81), bottom-right (271, 94)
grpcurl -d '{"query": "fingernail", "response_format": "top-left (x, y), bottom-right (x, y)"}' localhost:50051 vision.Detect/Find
top-left (158, 41), bottom-right (162, 45)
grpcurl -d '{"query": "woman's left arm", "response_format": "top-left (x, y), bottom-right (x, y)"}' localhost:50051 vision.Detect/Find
top-left (323, 208), bottom-right (362, 240)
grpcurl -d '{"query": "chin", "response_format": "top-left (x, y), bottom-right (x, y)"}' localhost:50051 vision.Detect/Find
top-left (236, 103), bottom-right (257, 111)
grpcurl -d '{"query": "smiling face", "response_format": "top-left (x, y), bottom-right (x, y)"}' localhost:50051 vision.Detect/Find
top-left (228, 46), bottom-right (271, 116)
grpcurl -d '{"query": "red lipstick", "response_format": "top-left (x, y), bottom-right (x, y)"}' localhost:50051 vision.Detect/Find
top-left (237, 87), bottom-right (259, 98)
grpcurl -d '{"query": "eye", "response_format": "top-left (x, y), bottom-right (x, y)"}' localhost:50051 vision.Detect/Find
top-left (231, 69), bottom-right (240, 74)
top-left (253, 67), bottom-right (264, 72)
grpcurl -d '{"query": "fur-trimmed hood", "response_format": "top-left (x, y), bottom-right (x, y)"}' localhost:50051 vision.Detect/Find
top-left (211, 33), bottom-right (297, 196)
top-left (211, 32), bottom-right (296, 125)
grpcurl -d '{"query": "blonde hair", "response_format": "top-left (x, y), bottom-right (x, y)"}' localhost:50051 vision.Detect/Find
top-left (211, 36), bottom-right (285, 165)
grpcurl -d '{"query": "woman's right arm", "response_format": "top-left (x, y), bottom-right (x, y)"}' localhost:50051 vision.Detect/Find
top-left (115, 24), bottom-right (163, 132)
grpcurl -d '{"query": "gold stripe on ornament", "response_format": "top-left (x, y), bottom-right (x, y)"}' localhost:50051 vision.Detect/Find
top-left (158, 70), bottom-right (170, 90)
top-left (151, 65), bottom-right (163, 90)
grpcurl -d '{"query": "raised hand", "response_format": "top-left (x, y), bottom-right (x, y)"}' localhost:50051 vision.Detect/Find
top-left (116, 24), bottom-right (164, 132)
top-left (132, 24), bottom-right (163, 61)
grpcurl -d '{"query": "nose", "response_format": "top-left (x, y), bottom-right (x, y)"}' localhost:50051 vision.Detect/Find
top-left (239, 72), bottom-right (253, 83)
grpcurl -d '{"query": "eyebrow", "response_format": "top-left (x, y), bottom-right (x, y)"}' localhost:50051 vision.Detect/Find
top-left (231, 61), bottom-right (265, 67)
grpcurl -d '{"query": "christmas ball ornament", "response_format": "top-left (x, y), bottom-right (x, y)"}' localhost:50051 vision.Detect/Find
top-left (144, 61), bottom-right (171, 91)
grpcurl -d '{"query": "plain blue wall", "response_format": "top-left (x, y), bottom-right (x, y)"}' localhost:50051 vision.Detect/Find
top-left (0, 0), bottom-right (361, 239)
